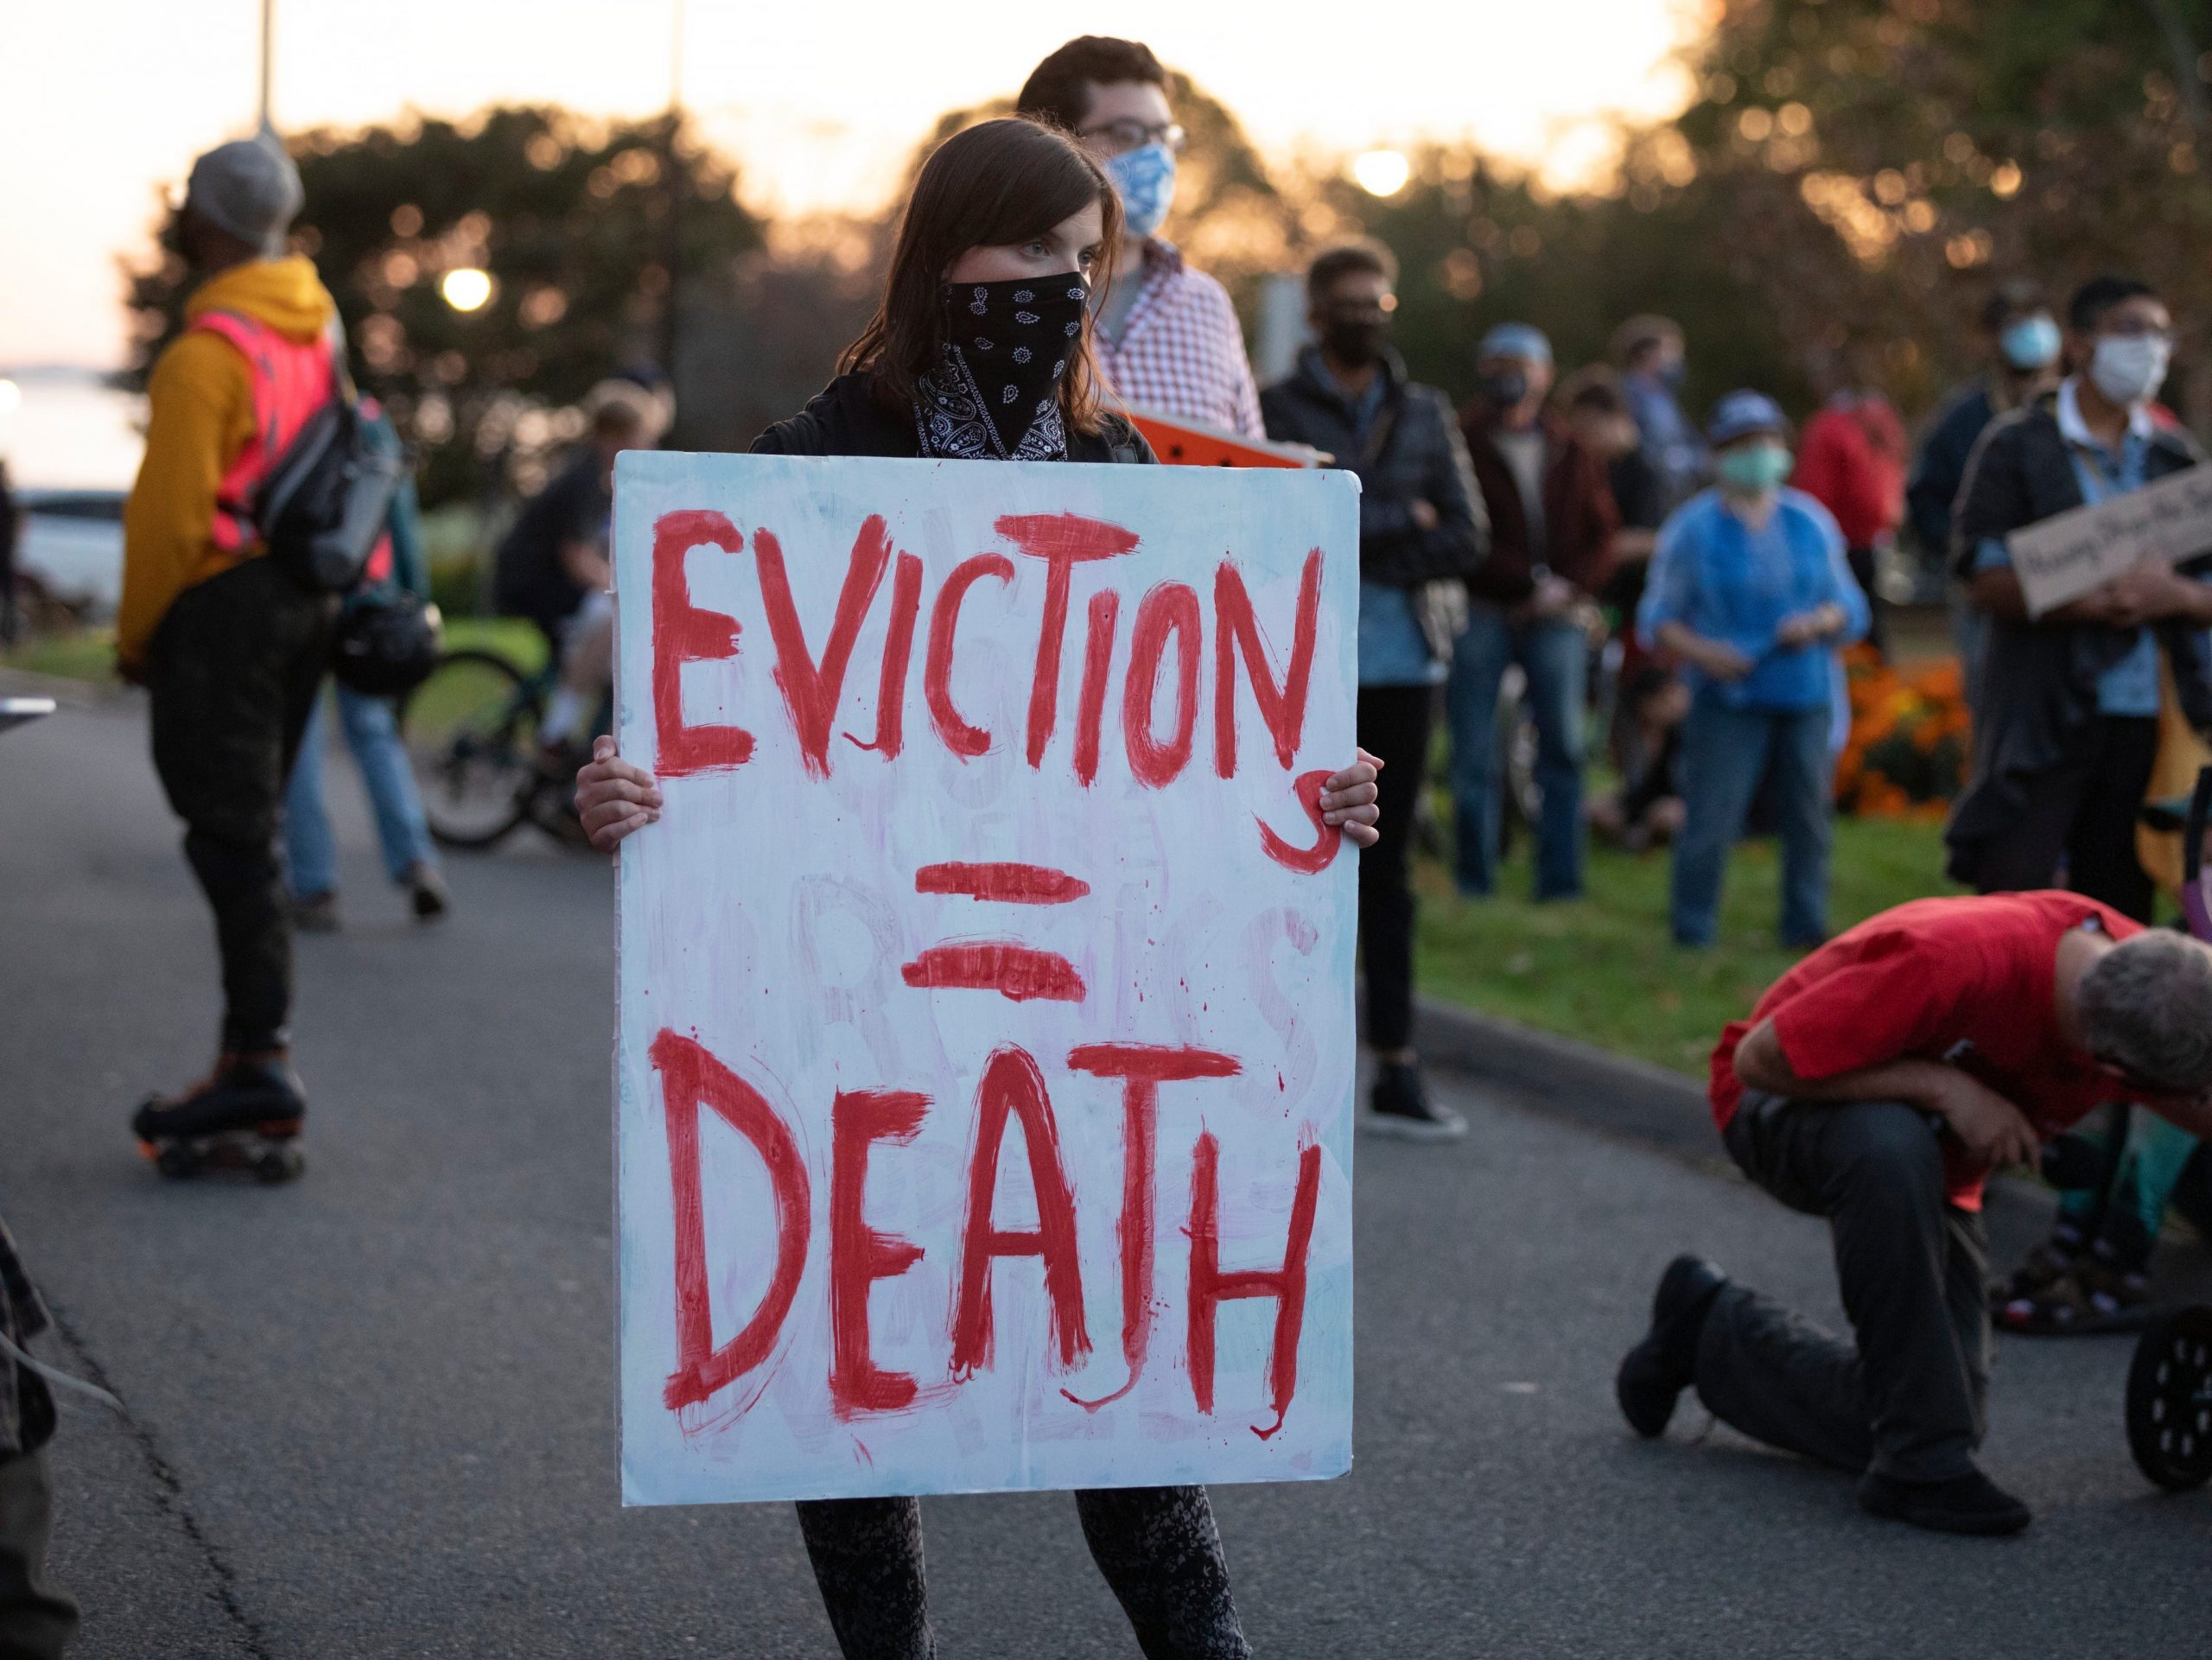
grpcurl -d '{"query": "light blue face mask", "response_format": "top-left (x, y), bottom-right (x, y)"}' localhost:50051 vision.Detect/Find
top-left (1104, 142), bottom-right (1178, 240)
top-left (1999, 314), bottom-right (2062, 373)
top-left (1717, 441), bottom-right (1793, 494)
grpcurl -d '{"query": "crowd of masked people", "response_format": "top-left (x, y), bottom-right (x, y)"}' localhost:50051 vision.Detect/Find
top-left (1273, 245), bottom-right (2212, 1545)
top-left (1262, 264), bottom-right (1879, 1138)
top-left (565, 30), bottom-right (2212, 1558)
top-left (1273, 248), bottom-right (2212, 1349)
top-left (1254, 230), bottom-right (2212, 1542)
top-left (10, 28), bottom-right (2209, 1658)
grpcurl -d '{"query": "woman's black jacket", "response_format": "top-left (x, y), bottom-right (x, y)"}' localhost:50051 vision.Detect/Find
top-left (753, 372), bottom-right (1155, 465)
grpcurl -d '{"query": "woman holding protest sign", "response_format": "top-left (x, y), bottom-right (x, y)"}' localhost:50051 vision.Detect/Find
top-left (577, 117), bottom-right (1380, 1660)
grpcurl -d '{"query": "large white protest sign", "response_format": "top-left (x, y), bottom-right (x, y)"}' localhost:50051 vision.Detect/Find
top-left (2008, 461), bottom-right (2212, 616)
top-left (611, 451), bottom-right (1360, 1506)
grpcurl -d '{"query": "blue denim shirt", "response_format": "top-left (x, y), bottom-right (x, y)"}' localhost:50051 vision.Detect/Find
top-left (1970, 387), bottom-right (2162, 716)
top-left (1638, 487), bottom-right (1870, 711)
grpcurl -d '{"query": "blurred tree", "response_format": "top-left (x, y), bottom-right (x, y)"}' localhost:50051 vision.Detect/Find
top-left (1150, 70), bottom-right (1304, 302)
top-left (124, 106), bottom-right (765, 507)
top-left (678, 240), bottom-right (880, 456)
top-left (1306, 147), bottom-right (1802, 417)
top-left (901, 71), bottom-right (1803, 418)
top-left (1666, 0), bottom-right (2212, 422)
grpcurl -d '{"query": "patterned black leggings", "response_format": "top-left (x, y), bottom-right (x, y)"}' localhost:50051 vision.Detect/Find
top-left (794, 1485), bottom-right (1250, 1659)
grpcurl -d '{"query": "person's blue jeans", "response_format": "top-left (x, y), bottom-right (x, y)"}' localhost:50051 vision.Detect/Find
top-left (1672, 695), bottom-right (1833, 948)
top-left (285, 680), bottom-right (438, 899)
top-left (1446, 606), bottom-right (1586, 899)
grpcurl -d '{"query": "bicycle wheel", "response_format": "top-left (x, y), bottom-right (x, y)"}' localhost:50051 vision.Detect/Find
top-left (401, 649), bottom-right (543, 849)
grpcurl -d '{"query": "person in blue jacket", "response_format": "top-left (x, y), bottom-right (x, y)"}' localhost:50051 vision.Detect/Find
top-left (1638, 391), bottom-right (1869, 949)
top-left (283, 406), bottom-right (449, 928)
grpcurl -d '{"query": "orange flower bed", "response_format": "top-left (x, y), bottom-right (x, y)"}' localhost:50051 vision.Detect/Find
top-left (1834, 645), bottom-right (1970, 819)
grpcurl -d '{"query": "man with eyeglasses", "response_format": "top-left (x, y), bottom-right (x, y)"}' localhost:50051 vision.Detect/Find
top-left (1018, 37), bottom-right (1265, 438)
top-left (1616, 892), bottom-right (2212, 1536)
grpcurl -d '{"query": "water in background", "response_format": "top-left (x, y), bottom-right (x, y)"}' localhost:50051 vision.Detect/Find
top-left (0, 367), bottom-right (145, 490)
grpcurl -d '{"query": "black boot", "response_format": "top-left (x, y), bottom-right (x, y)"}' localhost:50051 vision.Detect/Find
top-left (1858, 1469), bottom-right (2031, 1536)
top-left (1616, 1254), bottom-right (1727, 1437)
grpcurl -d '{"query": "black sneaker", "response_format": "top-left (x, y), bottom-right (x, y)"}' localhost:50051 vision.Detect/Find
top-left (403, 862), bottom-right (450, 921)
top-left (1858, 1469), bottom-right (2031, 1536)
top-left (1359, 1062), bottom-right (1466, 1142)
top-left (1616, 1254), bottom-right (1727, 1437)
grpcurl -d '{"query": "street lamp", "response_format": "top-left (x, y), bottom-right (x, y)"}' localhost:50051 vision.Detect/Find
top-left (441, 268), bottom-right (494, 313)
top-left (258, 0), bottom-right (275, 133)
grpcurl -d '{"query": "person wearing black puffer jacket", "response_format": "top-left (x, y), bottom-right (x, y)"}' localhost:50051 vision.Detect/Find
top-left (574, 117), bottom-right (1382, 1660)
top-left (748, 354), bottom-right (1153, 463)
top-left (1262, 239), bottom-right (1488, 1141)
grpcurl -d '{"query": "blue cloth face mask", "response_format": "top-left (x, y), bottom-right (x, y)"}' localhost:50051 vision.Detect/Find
top-left (1104, 142), bottom-right (1178, 240)
top-left (1716, 441), bottom-right (1792, 494)
top-left (1999, 315), bottom-right (2061, 373)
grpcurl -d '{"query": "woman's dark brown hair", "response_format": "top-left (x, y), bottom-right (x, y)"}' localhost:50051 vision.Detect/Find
top-left (842, 118), bottom-right (1123, 436)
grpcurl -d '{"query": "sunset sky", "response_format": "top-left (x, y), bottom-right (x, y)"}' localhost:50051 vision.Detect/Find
top-left (0, 0), bottom-right (1703, 368)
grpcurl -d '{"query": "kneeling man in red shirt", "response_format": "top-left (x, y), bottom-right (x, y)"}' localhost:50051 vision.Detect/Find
top-left (1616, 892), bottom-right (2212, 1534)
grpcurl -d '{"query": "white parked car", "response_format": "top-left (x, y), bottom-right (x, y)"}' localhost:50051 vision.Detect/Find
top-left (15, 488), bottom-right (125, 619)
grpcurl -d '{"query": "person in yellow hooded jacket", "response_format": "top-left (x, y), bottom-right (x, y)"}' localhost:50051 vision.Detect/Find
top-left (121, 136), bottom-right (338, 1167)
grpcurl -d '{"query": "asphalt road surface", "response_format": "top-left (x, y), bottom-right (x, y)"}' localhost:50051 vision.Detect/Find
top-left (3, 686), bottom-right (2207, 1659)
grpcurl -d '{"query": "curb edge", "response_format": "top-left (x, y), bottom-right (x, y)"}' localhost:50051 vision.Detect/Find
top-left (1413, 994), bottom-right (1721, 1162)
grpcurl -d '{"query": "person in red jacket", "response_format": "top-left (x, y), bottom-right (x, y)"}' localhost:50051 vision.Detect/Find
top-left (1449, 322), bottom-right (1619, 899)
top-left (1792, 383), bottom-right (1905, 654)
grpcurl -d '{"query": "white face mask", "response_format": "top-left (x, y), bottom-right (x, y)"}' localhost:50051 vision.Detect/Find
top-left (2089, 334), bottom-right (2171, 409)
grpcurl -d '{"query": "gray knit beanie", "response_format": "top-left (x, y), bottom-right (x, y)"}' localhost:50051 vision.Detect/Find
top-left (184, 136), bottom-right (304, 257)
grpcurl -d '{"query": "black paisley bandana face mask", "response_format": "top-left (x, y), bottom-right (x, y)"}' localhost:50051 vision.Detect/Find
top-left (916, 272), bottom-right (1089, 461)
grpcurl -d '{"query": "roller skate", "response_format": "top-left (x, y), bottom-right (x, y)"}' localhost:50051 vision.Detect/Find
top-left (131, 1052), bottom-right (307, 1184)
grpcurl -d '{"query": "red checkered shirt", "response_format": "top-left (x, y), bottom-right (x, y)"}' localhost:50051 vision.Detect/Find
top-left (1094, 241), bottom-right (1264, 439)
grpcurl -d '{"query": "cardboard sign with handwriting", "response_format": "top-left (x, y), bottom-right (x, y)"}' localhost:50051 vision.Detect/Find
top-left (2008, 461), bottom-right (2212, 617)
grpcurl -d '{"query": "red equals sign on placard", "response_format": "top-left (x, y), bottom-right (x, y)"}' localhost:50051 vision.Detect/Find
top-left (901, 862), bottom-right (1090, 1003)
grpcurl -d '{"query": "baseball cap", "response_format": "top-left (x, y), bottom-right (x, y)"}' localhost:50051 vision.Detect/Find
top-left (1706, 390), bottom-right (1789, 446)
top-left (1479, 322), bottom-right (1553, 366)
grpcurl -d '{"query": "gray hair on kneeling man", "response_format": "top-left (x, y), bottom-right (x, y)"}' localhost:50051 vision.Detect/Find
top-left (2078, 929), bottom-right (2212, 1094)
